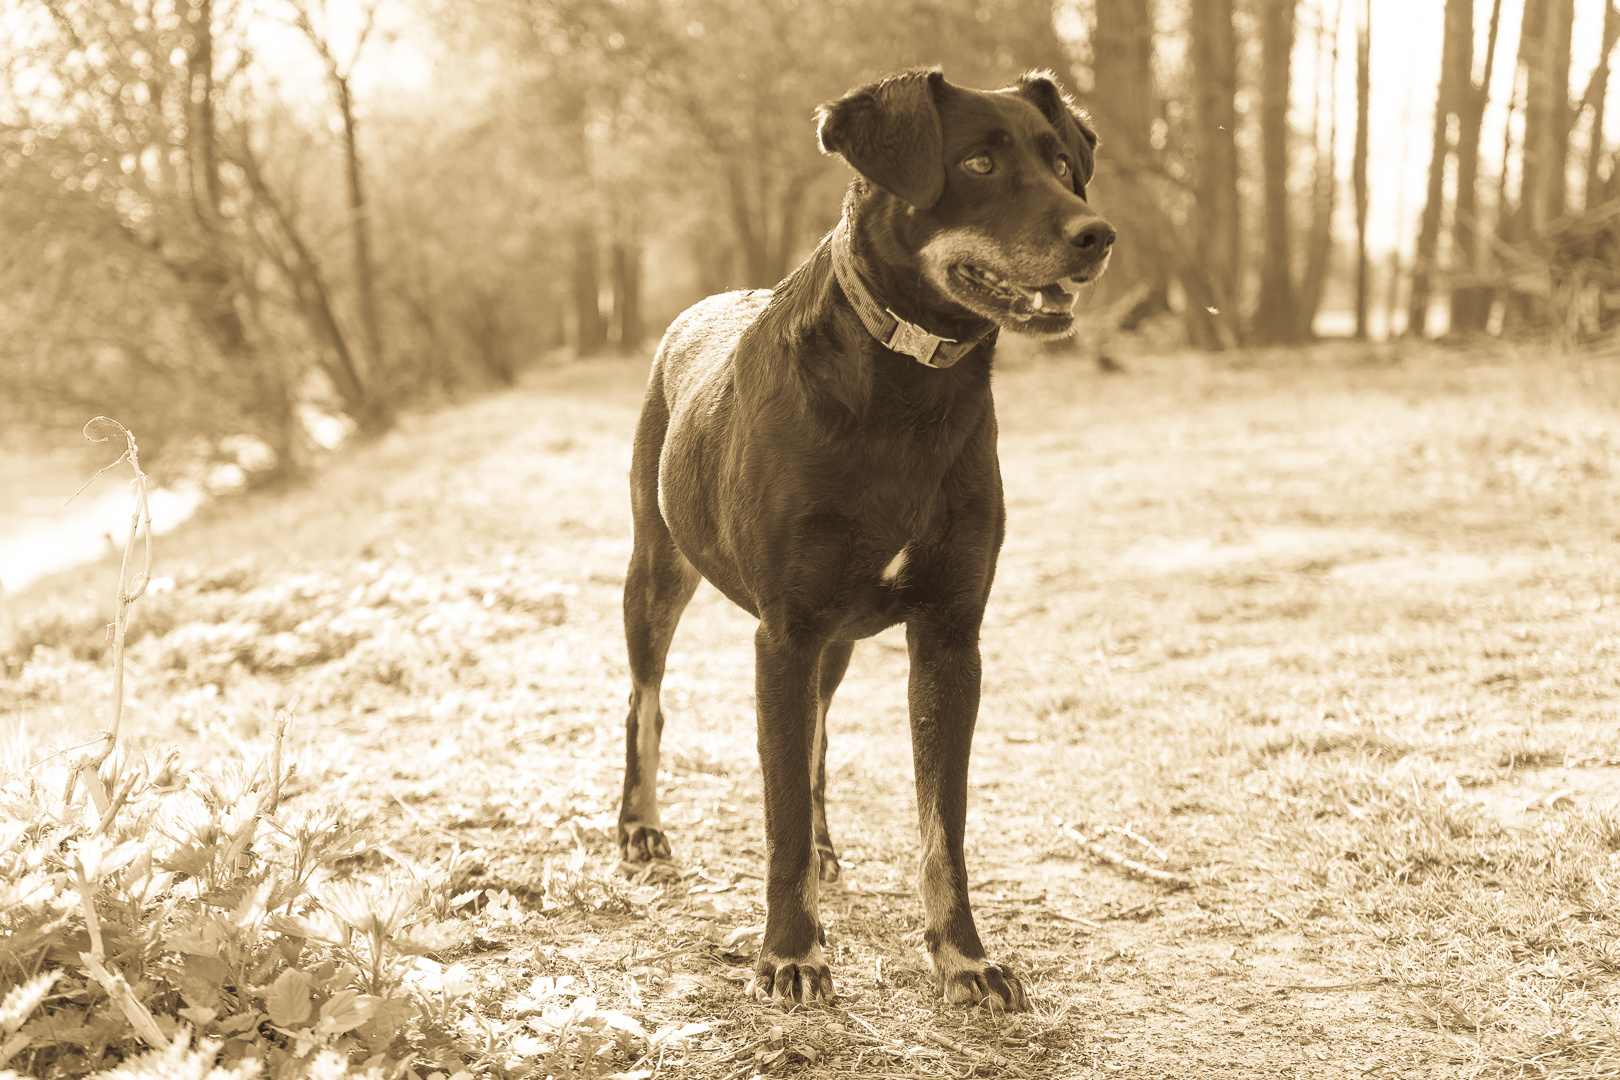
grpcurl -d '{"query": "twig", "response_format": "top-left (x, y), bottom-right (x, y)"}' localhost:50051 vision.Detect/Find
top-left (704, 1037), bottom-right (771, 1067)
top-left (1274, 977), bottom-right (1394, 992)
top-left (847, 1012), bottom-right (889, 1041)
top-left (70, 858), bottom-right (105, 960)
top-left (266, 710), bottom-right (289, 816)
top-left (66, 418), bottom-right (152, 807)
top-left (1103, 823), bottom-right (1169, 863)
top-left (923, 1030), bottom-right (1035, 1079)
top-left (1060, 825), bottom-right (1194, 890)
top-left (222, 719), bottom-right (294, 877)
top-left (1048, 909), bottom-right (1103, 930)
top-left (80, 953), bottom-right (167, 1047)
top-left (92, 766), bottom-right (143, 838)
top-left (1094, 645), bottom-right (1114, 690)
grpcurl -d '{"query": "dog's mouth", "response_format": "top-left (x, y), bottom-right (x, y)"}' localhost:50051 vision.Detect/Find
top-left (949, 264), bottom-right (1090, 331)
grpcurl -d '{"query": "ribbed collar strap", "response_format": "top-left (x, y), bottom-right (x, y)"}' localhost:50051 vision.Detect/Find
top-left (828, 220), bottom-right (995, 369)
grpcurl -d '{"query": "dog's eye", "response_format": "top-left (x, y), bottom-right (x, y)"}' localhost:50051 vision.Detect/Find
top-left (1055, 157), bottom-right (1072, 179)
top-left (962, 154), bottom-right (994, 175)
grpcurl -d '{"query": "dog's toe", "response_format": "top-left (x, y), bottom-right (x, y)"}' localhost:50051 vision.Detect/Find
top-left (750, 949), bottom-right (835, 1007)
top-left (618, 822), bottom-right (672, 863)
top-left (942, 963), bottom-right (1027, 1012)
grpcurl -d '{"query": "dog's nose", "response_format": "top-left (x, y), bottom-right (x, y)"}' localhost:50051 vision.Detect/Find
top-left (1065, 216), bottom-right (1116, 253)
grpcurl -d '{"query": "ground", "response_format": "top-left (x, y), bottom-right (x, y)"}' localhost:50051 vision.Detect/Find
top-left (5, 339), bottom-right (1620, 1079)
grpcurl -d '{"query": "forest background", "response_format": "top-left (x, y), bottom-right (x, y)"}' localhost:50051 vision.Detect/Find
top-left (5, 0), bottom-right (1619, 485)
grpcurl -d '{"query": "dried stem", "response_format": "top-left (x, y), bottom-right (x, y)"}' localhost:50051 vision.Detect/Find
top-left (266, 709), bottom-right (288, 816)
top-left (69, 417), bottom-right (153, 807)
top-left (79, 954), bottom-right (168, 1047)
top-left (70, 859), bottom-right (105, 960)
top-left (1060, 824), bottom-right (1195, 890)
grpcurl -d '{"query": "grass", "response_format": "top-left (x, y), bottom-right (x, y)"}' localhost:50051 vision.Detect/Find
top-left (4, 336), bottom-right (1620, 1078)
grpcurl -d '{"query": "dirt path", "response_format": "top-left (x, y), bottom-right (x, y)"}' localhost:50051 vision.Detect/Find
top-left (11, 345), bottom-right (1620, 1078)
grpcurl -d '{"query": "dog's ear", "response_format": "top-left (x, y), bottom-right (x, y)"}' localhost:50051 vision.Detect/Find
top-left (1014, 71), bottom-right (1099, 197)
top-left (815, 69), bottom-right (946, 210)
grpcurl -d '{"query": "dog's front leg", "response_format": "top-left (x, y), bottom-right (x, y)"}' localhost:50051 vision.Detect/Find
top-left (749, 621), bottom-right (835, 1005)
top-left (906, 617), bottom-right (1028, 1011)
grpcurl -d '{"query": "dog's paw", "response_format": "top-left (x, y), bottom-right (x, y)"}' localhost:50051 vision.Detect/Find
top-left (815, 846), bottom-right (841, 884)
top-left (618, 821), bottom-right (673, 863)
top-left (931, 949), bottom-right (1028, 1012)
top-left (748, 943), bottom-right (835, 1007)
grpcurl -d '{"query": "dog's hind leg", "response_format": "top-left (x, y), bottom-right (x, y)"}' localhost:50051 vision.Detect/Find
top-left (619, 393), bottom-right (701, 866)
top-left (810, 640), bottom-right (854, 883)
top-left (619, 531), bottom-right (699, 864)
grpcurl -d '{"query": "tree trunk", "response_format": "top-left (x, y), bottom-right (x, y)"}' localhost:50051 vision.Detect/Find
top-left (1381, 250), bottom-right (1404, 338)
top-left (1407, 0), bottom-right (1472, 338)
top-left (1354, 0), bottom-right (1371, 338)
top-left (183, 0), bottom-right (301, 472)
top-left (1489, 67), bottom-right (1524, 331)
top-left (1091, 0), bottom-right (1168, 321)
top-left (1092, 0), bottom-right (1156, 167)
top-left (238, 140), bottom-right (374, 427)
top-left (186, 0), bottom-right (222, 223)
top-left (1450, 0), bottom-right (1505, 334)
top-left (573, 224), bottom-right (608, 355)
top-left (1252, 0), bottom-right (1299, 344)
top-left (1296, 0), bottom-right (1342, 340)
top-left (1189, 0), bottom-right (1242, 347)
top-left (178, 0), bottom-right (246, 358)
top-left (611, 239), bottom-right (642, 351)
top-left (333, 74), bottom-right (390, 431)
top-left (1520, 0), bottom-right (1576, 235)
top-left (1582, 3), bottom-right (1620, 209)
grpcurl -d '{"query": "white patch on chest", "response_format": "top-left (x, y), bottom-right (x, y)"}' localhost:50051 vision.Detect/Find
top-left (881, 544), bottom-right (910, 582)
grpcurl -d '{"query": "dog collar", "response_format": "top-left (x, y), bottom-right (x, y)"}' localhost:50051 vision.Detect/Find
top-left (829, 221), bottom-right (994, 369)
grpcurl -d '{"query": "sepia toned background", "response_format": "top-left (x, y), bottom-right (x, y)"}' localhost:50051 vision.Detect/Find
top-left (4, 0), bottom-right (1619, 496)
top-left (5, 2), bottom-right (1620, 1079)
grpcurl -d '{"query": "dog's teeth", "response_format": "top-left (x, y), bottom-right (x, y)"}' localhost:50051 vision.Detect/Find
top-left (1031, 291), bottom-right (1044, 310)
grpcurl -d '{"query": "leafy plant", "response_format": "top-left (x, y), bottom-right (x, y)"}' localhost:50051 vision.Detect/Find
top-left (0, 421), bottom-right (684, 1079)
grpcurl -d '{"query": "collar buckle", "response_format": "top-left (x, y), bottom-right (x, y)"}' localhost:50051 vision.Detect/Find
top-left (883, 308), bottom-right (957, 368)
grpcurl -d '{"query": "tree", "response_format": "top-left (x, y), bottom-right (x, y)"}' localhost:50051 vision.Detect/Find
top-left (1091, 0), bottom-right (1165, 315)
top-left (0, 0), bottom-right (301, 474)
top-left (1449, 0), bottom-right (1505, 334)
top-left (288, 0), bottom-right (392, 430)
top-left (1188, 0), bottom-right (1242, 347)
top-left (1252, 0), bottom-right (1299, 344)
top-left (1353, 0), bottom-right (1371, 338)
top-left (1519, 0), bottom-right (1576, 235)
top-left (1296, 1), bottom-right (1343, 339)
top-left (1580, 3), bottom-right (1620, 210)
top-left (1407, 0), bottom-right (1472, 338)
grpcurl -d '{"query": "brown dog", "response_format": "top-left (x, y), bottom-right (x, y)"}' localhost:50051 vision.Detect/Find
top-left (617, 69), bottom-right (1113, 1010)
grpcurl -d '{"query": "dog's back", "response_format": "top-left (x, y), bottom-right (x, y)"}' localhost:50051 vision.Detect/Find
top-left (648, 289), bottom-right (769, 408)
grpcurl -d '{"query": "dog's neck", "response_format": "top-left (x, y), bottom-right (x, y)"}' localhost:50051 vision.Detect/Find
top-left (828, 193), bottom-right (998, 369)
top-left (829, 221), bottom-right (994, 369)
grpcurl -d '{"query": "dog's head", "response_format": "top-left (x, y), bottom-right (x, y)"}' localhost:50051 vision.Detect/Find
top-left (816, 69), bottom-right (1113, 339)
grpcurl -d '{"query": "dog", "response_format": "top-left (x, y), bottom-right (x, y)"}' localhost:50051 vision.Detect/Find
top-left (617, 68), bottom-right (1113, 1011)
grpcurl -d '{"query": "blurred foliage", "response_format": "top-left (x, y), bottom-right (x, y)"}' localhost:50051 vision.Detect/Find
top-left (0, 0), bottom-right (1076, 478)
top-left (4, 0), bottom-right (1614, 480)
